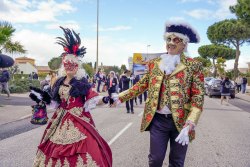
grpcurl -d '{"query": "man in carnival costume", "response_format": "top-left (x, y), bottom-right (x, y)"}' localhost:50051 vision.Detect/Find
top-left (30, 27), bottom-right (112, 167)
top-left (114, 22), bottom-right (205, 167)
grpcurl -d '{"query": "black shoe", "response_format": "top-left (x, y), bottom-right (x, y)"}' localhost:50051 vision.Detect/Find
top-left (131, 111), bottom-right (134, 114)
top-left (127, 110), bottom-right (130, 113)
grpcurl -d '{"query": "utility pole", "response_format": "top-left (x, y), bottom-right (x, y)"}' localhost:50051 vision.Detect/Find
top-left (96, 0), bottom-right (99, 72)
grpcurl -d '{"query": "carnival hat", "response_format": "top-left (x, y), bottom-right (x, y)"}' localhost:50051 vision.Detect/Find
top-left (164, 22), bottom-right (200, 43)
top-left (0, 53), bottom-right (14, 68)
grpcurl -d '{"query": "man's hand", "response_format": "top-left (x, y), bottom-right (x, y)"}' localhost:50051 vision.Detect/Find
top-left (175, 125), bottom-right (190, 146)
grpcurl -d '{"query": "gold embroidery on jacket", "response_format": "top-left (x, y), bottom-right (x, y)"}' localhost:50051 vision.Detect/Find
top-left (50, 119), bottom-right (87, 145)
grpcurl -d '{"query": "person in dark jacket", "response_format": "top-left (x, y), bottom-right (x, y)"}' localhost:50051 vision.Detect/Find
top-left (0, 68), bottom-right (11, 99)
top-left (120, 70), bottom-right (134, 113)
top-left (220, 76), bottom-right (231, 105)
top-left (107, 71), bottom-right (118, 104)
top-left (95, 70), bottom-right (102, 92)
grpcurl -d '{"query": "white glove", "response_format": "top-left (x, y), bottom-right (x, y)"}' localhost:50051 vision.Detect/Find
top-left (84, 96), bottom-right (102, 112)
top-left (175, 125), bottom-right (190, 146)
top-left (111, 93), bottom-right (121, 106)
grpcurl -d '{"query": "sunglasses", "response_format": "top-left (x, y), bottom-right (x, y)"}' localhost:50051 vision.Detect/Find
top-left (166, 36), bottom-right (183, 44)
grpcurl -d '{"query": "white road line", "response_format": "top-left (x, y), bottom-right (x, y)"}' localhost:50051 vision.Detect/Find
top-left (20, 114), bottom-right (32, 120)
top-left (138, 111), bottom-right (143, 117)
top-left (108, 122), bottom-right (133, 146)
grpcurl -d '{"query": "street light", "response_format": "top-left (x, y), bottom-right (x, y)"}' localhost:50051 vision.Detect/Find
top-left (96, 0), bottom-right (99, 72)
top-left (147, 44), bottom-right (151, 57)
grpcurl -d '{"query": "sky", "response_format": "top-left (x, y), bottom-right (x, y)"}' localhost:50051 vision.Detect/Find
top-left (0, 0), bottom-right (249, 69)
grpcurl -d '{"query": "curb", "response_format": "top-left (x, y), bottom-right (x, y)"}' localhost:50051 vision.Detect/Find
top-left (235, 95), bottom-right (250, 103)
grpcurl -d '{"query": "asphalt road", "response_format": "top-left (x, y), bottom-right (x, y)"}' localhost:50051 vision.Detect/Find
top-left (0, 94), bottom-right (33, 106)
top-left (0, 97), bottom-right (250, 167)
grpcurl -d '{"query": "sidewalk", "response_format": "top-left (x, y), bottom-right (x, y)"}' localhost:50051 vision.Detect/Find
top-left (235, 85), bottom-right (250, 102)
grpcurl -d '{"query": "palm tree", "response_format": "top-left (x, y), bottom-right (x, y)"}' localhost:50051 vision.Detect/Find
top-left (0, 21), bottom-right (26, 54)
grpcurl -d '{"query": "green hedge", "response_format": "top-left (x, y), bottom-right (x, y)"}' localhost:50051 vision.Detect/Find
top-left (8, 79), bottom-right (40, 93)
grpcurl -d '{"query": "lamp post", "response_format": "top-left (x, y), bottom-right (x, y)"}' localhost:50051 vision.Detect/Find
top-left (147, 44), bottom-right (151, 57)
top-left (96, 0), bottom-right (99, 72)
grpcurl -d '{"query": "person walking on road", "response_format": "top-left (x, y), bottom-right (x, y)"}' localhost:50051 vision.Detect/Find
top-left (120, 70), bottom-right (135, 114)
top-left (220, 76), bottom-right (231, 105)
top-left (235, 75), bottom-right (242, 93)
top-left (0, 68), bottom-right (11, 100)
top-left (113, 22), bottom-right (205, 167)
top-left (107, 71), bottom-right (118, 105)
top-left (241, 76), bottom-right (248, 94)
top-left (30, 27), bottom-right (112, 167)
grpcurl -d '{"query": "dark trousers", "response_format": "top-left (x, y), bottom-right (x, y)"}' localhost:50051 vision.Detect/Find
top-left (108, 89), bottom-right (116, 105)
top-left (126, 99), bottom-right (134, 112)
top-left (97, 80), bottom-right (101, 92)
top-left (149, 113), bottom-right (188, 167)
top-left (236, 84), bottom-right (241, 93)
top-left (139, 91), bottom-right (148, 103)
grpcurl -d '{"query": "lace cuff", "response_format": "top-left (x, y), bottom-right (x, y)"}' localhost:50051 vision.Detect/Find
top-left (47, 100), bottom-right (59, 109)
top-left (84, 96), bottom-right (102, 112)
top-left (185, 120), bottom-right (196, 130)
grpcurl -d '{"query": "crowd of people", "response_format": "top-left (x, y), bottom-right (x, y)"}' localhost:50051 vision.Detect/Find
top-left (92, 69), bottom-right (148, 113)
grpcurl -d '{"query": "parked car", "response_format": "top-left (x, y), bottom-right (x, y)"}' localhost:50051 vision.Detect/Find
top-left (204, 77), bottom-right (214, 92)
top-left (206, 78), bottom-right (235, 98)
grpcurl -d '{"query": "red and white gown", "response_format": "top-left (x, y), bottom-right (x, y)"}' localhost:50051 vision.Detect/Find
top-left (33, 85), bottom-right (112, 167)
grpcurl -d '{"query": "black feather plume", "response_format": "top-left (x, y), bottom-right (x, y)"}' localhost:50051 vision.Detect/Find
top-left (56, 26), bottom-right (86, 58)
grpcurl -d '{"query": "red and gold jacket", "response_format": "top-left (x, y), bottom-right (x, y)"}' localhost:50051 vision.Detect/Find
top-left (118, 54), bottom-right (205, 141)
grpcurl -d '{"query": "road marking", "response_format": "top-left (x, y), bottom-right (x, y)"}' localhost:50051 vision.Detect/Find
top-left (108, 122), bottom-right (133, 146)
top-left (20, 114), bottom-right (32, 120)
top-left (138, 111), bottom-right (143, 117)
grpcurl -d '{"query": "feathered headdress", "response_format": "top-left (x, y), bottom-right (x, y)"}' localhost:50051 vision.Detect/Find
top-left (56, 26), bottom-right (86, 57)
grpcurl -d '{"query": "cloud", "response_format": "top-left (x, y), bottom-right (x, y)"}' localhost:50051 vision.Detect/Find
top-left (168, 17), bottom-right (186, 22)
top-left (12, 29), bottom-right (158, 68)
top-left (45, 21), bottom-right (80, 30)
top-left (99, 26), bottom-right (132, 32)
top-left (13, 29), bottom-right (62, 66)
top-left (184, 0), bottom-right (237, 20)
top-left (179, 0), bottom-right (200, 2)
top-left (184, 9), bottom-right (213, 19)
top-left (0, 0), bottom-right (75, 23)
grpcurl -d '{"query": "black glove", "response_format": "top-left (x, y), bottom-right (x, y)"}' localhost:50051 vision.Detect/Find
top-left (102, 96), bottom-right (114, 106)
top-left (29, 86), bottom-right (51, 104)
top-left (102, 96), bottom-right (110, 104)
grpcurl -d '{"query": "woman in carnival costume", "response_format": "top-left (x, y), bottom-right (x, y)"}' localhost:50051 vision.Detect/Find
top-left (31, 27), bottom-right (112, 167)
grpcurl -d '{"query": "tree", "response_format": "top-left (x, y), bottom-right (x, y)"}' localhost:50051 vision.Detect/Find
top-left (216, 57), bottom-right (227, 76)
top-left (207, 19), bottom-right (250, 78)
top-left (82, 63), bottom-right (95, 77)
top-left (198, 44), bottom-right (236, 77)
top-left (193, 56), bottom-right (212, 77)
top-left (120, 64), bottom-right (127, 72)
top-left (230, 0), bottom-right (250, 24)
top-left (0, 21), bottom-right (26, 54)
top-left (48, 57), bottom-right (62, 70)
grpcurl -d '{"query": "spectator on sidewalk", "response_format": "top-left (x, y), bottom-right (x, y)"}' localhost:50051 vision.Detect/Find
top-left (33, 72), bottom-right (38, 80)
top-left (95, 69), bottom-right (102, 92)
top-left (0, 68), bottom-right (11, 100)
top-left (107, 71), bottom-right (118, 105)
top-left (120, 70), bottom-right (134, 114)
top-left (220, 76), bottom-right (231, 105)
top-left (235, 75), bottom-right (242, 93)
top-left (241, 76), bottom-right (248, 94)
